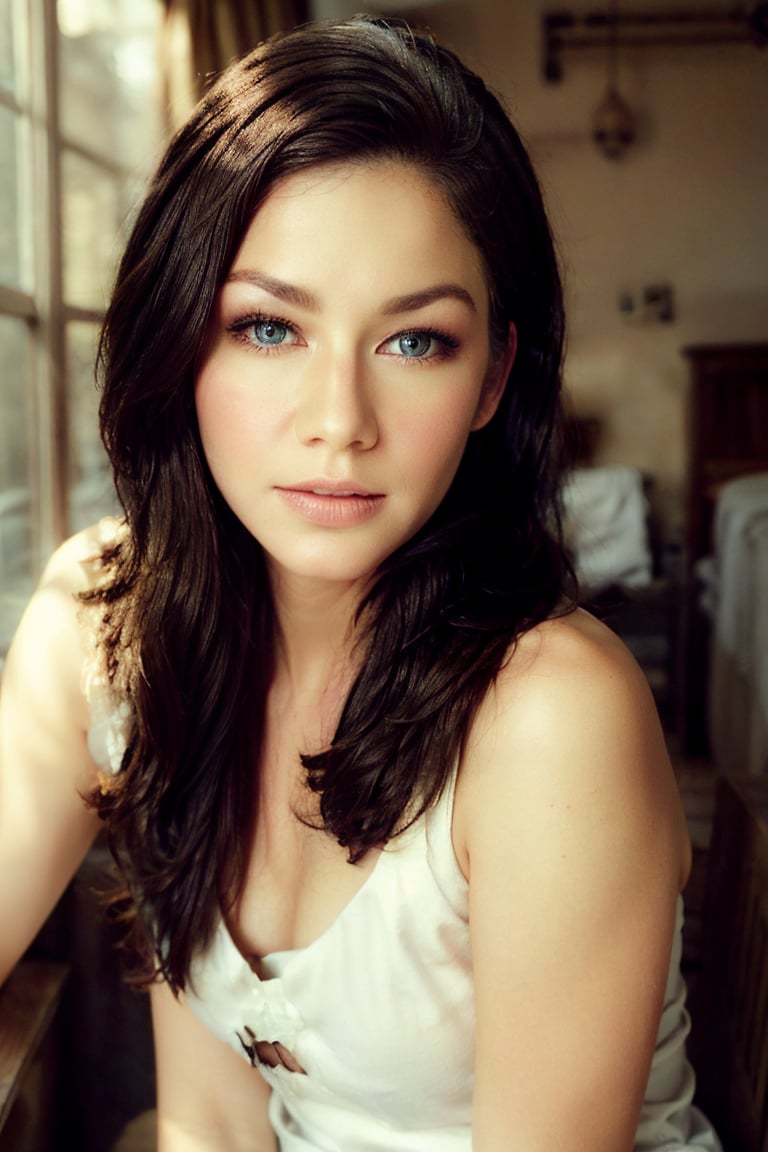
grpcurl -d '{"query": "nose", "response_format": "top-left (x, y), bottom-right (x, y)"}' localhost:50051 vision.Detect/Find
top-left (294, 349), bottom-right (378, 451)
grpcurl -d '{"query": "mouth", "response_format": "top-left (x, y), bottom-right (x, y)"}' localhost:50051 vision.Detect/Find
top-left (275, 482), bottom-right (385, 526)
top-left (281, 480), bottom-right (382, 498)
top-left (309, 488), bottom-right (367, 497)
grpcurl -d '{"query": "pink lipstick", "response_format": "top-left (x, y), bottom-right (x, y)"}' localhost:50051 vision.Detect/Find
top-left (276, 482), bottom-right (384, 527)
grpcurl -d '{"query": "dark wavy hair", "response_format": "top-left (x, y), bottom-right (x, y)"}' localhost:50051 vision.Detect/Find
top-left (88, 15), bottom-right (574, 990)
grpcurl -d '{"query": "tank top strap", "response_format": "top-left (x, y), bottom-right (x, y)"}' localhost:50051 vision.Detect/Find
top-left (82, 638), bottom-right (132, 777)
top-left (423, 757), bottom-right (468, 920)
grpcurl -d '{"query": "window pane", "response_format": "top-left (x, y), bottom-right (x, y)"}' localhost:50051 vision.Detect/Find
top-left (67, 320), bottom-right (119, 532)
top-left (0, 105), bottom-right (22, 287)
top-left (62, 150), bottom-right (122, 309)
top-left (0, 0), bottom-right (15, 94)
top-left (58, 0), bottom-right (162, 169)
top-left (0, 315), bottom-right (35, 658)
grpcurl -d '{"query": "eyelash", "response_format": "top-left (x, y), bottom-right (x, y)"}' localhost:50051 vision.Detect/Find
top-left (227, 313), bottom-right (298, 352)
top-left (389, 328), bottom-right (460, 364)
top-left (226, 313), bottom-right (461, 362)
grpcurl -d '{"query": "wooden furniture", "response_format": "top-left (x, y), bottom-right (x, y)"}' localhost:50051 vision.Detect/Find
top-left (689, 774), bottom-right (768, 1152)
top-left (680, 343), bottom-right (768, 755)
top-left (0, 841), bottom-right (156, 1150)
top-left (0, 960), bottom-right (69, 1152)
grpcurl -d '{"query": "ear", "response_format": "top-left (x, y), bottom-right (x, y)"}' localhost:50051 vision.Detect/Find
top-left (471, 323), bottom-right (517, 431)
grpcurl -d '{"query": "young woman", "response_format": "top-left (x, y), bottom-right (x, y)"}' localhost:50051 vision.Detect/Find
top-left (0, 16), bottom-right (720, 1152)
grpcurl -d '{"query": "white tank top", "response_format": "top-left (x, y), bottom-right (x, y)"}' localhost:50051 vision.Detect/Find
top-left (85, 654), bottom-right (721, 1151)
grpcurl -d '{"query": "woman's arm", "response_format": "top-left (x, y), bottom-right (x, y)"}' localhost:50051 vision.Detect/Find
top-left (151, 980), bottom-right (276, 1151)
top-left (458, 610), bottom-right (690, 1152)
top-left (0, 533), bottom-right (104, 984)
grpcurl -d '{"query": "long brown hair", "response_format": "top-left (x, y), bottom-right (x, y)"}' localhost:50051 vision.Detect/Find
top-left (89, 16), bottom-right (573, 990)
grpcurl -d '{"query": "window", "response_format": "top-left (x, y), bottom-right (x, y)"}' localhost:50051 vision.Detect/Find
top-left (0, 0), bottom-right (163, 660)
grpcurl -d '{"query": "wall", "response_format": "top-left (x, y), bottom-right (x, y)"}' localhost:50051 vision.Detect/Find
top-left (315, 0), bottom-right (768, 545)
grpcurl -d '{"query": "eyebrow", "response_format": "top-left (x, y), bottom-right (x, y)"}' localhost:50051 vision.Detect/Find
top-left (382, 284), bottom-right (477, 315)
top-left (226, 270), bottom-right (478, 315)
top-left (227, 271), bottom-right (317, 310)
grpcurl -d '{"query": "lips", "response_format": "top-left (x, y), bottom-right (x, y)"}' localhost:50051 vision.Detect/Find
top-left (309, 488), bottom-right (367, 497)
top-left (282, 479), bottom-right (382, 498)
top-left (276, 481), bottom-right (384, 526)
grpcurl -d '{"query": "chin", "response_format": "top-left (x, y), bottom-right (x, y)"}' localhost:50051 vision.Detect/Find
top-left (265, 547), bottom-right (385, 590)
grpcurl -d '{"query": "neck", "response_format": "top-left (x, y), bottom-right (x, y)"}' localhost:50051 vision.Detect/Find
top-left (269, 571), bottom-right (369, 706)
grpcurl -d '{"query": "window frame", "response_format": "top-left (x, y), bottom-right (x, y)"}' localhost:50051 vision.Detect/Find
top-left (0, 0), bottom-right (162, 660)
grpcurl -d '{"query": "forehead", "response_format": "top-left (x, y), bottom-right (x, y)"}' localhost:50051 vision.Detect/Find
top-left (230, 160), bottom-right (489, 306)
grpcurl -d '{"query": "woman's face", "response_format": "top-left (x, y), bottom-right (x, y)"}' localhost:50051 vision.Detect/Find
top-left (195, 159), bottom-right (513, 594)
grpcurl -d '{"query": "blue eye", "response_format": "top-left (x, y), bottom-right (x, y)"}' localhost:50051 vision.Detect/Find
top-left (398, 332), bottom-right (435, 358)
top-left (252, 319), bottom-right (289, 346)
top-left (227, 314), bottom-right (300, 351)
top-left (381, 328), bottom-right (459, 361)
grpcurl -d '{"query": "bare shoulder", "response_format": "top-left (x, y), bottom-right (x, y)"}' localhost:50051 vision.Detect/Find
top-left (459, 610), bottom-right (692, 1147)
top-left (5, 518), bottom-right (125, 735)
top-left (464, 607), bottom-right (672, 778)
top-left (455, 607), bottom-right (690, 890)
top-left (38, 515), bottom-right (125, 597)
top-left (496, 605), bottom-right (655, 715)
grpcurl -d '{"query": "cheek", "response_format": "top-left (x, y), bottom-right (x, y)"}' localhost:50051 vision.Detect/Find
top-left (195, 371), bottom-right (277, 465)
top-left (196, 392), bottom-right (236, 473)
top-left (196, 361), bottom-right (224, 432)
top-left (195, 380), bottom-right (224, 452)
top-left (393, 400), bottom-right (478, 488)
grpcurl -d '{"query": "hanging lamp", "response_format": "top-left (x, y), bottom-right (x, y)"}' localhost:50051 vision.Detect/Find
top-left (592, 0), bottom-right (636, 159)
